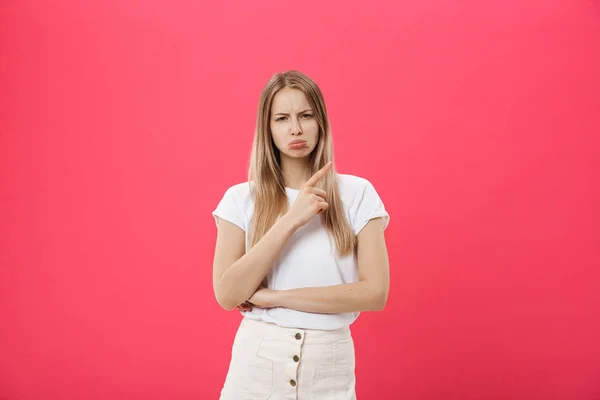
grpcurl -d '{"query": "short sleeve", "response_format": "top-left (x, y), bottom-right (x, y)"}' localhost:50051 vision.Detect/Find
top-left (212, 186), bottom-right (246, 232)
top-left (350, 180), bottom-right (390, 235)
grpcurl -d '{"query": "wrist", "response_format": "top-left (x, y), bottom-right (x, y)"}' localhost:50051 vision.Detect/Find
top-left (279, 213), bottom-right (300, 232)
top-left (270, 289), bottom-right (285, 308)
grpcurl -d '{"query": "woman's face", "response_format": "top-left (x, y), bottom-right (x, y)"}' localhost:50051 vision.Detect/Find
top-left (269, 87), bottom-right (319, 161)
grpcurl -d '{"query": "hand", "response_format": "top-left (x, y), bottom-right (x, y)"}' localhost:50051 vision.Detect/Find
top-left (247, 286), bottom-right (279, 309)
top-left (284, 161), bottom-right (333, 229)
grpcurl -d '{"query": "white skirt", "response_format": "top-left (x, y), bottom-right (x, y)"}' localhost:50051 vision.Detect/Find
top-left (220, 317), bottom-right (356, 400)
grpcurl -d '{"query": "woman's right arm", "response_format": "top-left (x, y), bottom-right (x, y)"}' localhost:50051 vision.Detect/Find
top-left (212, 161), bottom-right (333, 311)
top-left (212, 214), bottom-right (298, 311)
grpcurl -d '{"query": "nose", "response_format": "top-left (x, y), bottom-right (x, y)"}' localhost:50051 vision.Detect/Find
top-left (290, 116), bottom-right (303, 135)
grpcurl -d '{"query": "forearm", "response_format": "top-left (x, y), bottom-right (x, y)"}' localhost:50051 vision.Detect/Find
top-left (275, 281), bottom-right (387, 314)
top-left (216, 214), bottom-right (298, 310)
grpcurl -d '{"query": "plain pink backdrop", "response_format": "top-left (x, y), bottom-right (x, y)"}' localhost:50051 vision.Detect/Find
top-left (1, 1), bottom-right (599, 399)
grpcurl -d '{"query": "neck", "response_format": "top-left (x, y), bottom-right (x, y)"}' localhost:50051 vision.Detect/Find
top-left (280, 155), bottom-right (311, 190)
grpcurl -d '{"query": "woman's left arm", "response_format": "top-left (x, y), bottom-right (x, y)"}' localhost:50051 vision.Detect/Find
top-left (250, 217), bottom-right (390, 313)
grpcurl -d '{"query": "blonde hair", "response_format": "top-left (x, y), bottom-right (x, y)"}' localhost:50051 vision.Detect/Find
top-left (248, 70), bottom-right (355, 257)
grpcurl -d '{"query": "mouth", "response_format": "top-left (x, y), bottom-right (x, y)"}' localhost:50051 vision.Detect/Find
top-left (288, 140), bottom-right (308, 149)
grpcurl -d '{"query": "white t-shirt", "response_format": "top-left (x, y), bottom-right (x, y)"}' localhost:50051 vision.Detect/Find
top-left (212, 173), bottom-right (390, 330)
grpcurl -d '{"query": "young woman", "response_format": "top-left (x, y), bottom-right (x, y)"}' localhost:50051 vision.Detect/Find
top-left (212, 70), bottom-right (390, 400)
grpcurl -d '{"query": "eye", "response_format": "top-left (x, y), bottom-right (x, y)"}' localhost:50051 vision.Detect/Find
top-left (275, 116), bottom-right (285, 121)
top-left (302, 114), bottom-right (313, 118)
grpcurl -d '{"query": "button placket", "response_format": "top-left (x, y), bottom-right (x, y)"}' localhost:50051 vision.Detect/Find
top-left (284, 330), bottom-right (304, 396)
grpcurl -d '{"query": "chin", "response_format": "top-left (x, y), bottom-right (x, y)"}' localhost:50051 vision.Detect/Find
top-left (284, 149), bottom-right (312, 159)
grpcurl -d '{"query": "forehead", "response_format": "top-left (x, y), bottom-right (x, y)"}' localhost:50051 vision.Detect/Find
top-left (271, 87), bottom-right (311, 112)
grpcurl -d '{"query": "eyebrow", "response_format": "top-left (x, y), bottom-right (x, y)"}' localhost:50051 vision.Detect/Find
top-left (273, 109), bottom-right (313, 116)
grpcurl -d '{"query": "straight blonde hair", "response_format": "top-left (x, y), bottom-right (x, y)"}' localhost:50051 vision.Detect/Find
top-left (248, 70), bottom-right (355, 257)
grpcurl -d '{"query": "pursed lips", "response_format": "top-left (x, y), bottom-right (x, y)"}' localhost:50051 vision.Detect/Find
top-left (288, 140), bottom-right (308, 149)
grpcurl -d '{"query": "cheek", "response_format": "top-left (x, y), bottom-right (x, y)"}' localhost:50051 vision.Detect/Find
top-left (305, 118), bottom-right (318, 129)
top-left (270, 126), bottom-right (285, 146)
top-left (307, 123), bottom-right (320, 138)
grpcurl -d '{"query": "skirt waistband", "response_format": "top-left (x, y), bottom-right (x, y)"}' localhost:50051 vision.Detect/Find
top-left (240, 317), bottom-right (351, 345)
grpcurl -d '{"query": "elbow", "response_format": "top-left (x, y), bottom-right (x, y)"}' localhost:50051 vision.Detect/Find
top-left (216, 296), bottom-right (237, 311)
top-left (222, 304), bottom-right (238, 312)
top-left (371, 290), bottom-right (388, 311)
top-left (214, 282), bottom-right (242, 311)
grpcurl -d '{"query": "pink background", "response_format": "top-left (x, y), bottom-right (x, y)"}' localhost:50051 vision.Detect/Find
top-left (1, 1), bottom-right (599, 399)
